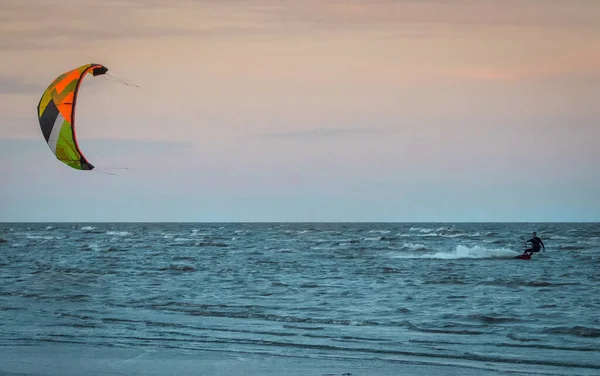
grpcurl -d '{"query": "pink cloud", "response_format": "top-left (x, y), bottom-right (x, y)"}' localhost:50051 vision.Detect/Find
top-left (443, 46), bottom-right (600, 82)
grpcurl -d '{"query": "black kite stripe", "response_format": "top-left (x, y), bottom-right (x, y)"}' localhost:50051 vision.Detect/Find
top-left (39, 99), bottom-right (59, 143)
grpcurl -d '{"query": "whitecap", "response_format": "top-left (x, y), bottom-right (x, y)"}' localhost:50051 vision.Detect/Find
top-left (400, 243), bottom-right (428, 251)
top-left (106, 231), bottom-right (130, 236)
top-left (26, 235), bottom-right (55, 240)
top-left (369, 230), bottom-right (391, 234)
top-left (391, 245), bottom-right (517, 259)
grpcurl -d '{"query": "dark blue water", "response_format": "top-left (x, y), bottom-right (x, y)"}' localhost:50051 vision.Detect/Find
top-left (1, 223), bottom-right (599, 374)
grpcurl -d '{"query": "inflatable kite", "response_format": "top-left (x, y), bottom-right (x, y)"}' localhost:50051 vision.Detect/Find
top-left (37, 63), bottom-right (108, 170)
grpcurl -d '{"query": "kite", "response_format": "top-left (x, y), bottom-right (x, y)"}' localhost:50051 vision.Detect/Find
top-left (37, 63), bottom-right (108, 171)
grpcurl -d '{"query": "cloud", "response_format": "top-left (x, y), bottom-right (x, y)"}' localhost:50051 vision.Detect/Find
top-left (0, 0), bottom-right (266, 50)
top-left (0, 75), bottom-right (42, 94)
top-left (442, 46), bottom-right (600, 82)
top-left (238, 0), bottom-right (600, 31)
top-left (0, 138), bottom-right (193, 157)
top-left (2, 0), bottom-right (598, 51)
top-left (255, 127), bottom-right (393, 140)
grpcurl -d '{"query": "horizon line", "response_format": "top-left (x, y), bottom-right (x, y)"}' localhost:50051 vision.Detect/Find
top-left (1, 220), bottom-right (598, 224)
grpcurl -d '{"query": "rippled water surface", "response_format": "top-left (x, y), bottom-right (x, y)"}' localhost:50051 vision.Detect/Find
top-left (1, 222), bottom-right (599, 374)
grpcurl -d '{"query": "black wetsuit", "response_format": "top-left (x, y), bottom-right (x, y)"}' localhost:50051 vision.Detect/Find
top-left (525, 236), bottom-right (545, 254)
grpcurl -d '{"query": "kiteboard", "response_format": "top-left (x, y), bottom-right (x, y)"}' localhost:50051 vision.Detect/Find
top-left (515, 253), bottom-right (532, 260)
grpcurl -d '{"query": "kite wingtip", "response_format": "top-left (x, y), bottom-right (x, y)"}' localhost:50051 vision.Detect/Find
top-left (92, 65), bottom-right (109, 76)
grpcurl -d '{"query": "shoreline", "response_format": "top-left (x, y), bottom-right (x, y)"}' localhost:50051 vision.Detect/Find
top-left (1, 344), bottom-right (598, 376)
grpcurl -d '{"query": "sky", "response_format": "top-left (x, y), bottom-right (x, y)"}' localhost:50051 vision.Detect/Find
top-left (1, 0), bottom-right (599, 222)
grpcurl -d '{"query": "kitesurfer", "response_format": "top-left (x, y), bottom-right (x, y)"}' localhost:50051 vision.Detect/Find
top-left (523, 232), bottom-right (545, 255)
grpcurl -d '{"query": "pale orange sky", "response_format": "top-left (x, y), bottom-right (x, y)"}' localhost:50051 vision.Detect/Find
top-left (1, 0), bottom-right (599, 221)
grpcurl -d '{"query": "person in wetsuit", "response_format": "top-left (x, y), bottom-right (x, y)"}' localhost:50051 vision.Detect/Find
top-left (524, 232), bottom-right (545, 255)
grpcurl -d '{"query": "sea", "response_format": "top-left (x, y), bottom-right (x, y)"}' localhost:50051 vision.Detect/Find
top-left (1, 222), bottom-right (599, 375)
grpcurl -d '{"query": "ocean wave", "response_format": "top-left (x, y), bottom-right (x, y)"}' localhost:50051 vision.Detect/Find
top-left (80, 226), bottom-right (104, 234)
top-left (577, 238), bottom-right (599, 245)
top-left (543, 326), bottom-right (600, 338)
top-left (106, 231), bottom-right (130, 236)
top-left (282, 324), bottom-right (324, 331)
top-left (416, 233), bottom-right (440, 237)
top-left (400, 243), bottom-right (427, 251)
top-left (158, 265), bottom-right (196, 273)
top-left (382, 267), bottom-right (403, 273)
top-left (197, 242), bottom-right (229, 247)
top-left (105, 247), bottom-right (126, 252)
top-left (469, 232), bottom-right (496, 237)
top-left (336, 239), bottom-right (360, 244)
top-left (172, 256), bottom-right (197, 262)
top-left (415, 232), bottom-right (466, 238)
top-left (84, 243), bottom-right (125, 252)
top-left (408, 324), bottom-right (484, 336)
top-left (391, 245), bottom-right (517, 259)
top-left (559, 245), bottom-right (587, 251)
top-left (123, 302), bottom-right (379, 326)
top-left (277, 248), bottom-right (294, 253)
top-left (409, 226), bottom-right (435, 233)
top-left (26, 235), bottom-right (57, 240)
top-left (506, 333), bottom-right (540, 342)
top-left (369, 230), bottom-right (391, 234)
top-left (25, 334), bottom-right (600, 371)
top-left (409, 226), bottom-right (466, 237)
top-left (363, 236), bottom-right (383, 241)
top-left (484, 239), bottom-right (510, 245)
top-left (466, 314), bottom-right (522, 324)
top-left (480, 279), bottom-right (580, 288)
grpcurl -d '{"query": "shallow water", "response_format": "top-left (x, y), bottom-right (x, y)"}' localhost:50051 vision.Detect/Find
top-left (1, 222), bottom-right (599, 374)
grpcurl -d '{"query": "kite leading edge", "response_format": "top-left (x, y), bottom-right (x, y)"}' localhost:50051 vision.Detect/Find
top-left (37, 63), bottom-right (108, 171)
